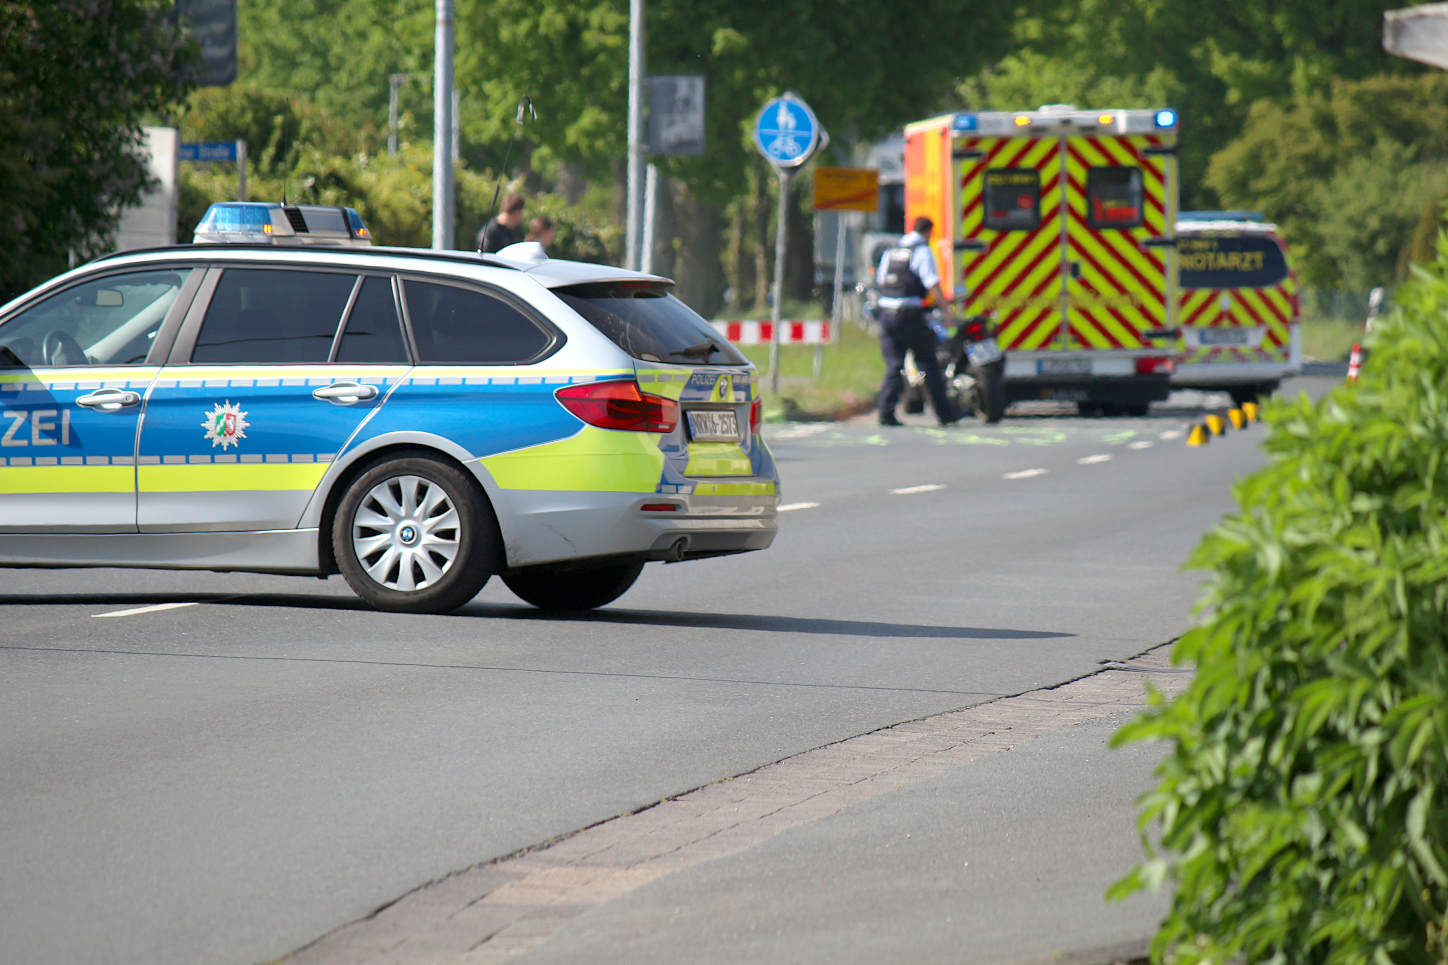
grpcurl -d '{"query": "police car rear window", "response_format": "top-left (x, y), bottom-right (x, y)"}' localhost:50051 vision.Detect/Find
top-left (556, 283), bottom-right (748, 365)
top-left (1179, 236), bottom-right (1289, 289)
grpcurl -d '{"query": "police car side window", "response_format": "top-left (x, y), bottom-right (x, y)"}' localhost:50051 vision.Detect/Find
top-left (335, 275), bottom-right (408, 363)
top-left (192, 268), bottom-right (355, 364)
top-left (402, 280), bottom-right (554, 364)
top-left (0, 268), bottom-right (192, 368)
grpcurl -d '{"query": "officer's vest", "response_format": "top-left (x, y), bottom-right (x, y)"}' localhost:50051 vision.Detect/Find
top-left (879, 242), bottom-right (927, 300)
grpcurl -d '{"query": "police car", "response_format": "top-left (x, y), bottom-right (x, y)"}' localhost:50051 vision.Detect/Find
top-left (0, 204), bottom-right (778, 613)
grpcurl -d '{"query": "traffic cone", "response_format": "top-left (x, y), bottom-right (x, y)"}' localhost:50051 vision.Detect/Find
top-left (1347, 343), bottom-right (1362, 382)
top-left (1187, 423), bottom-right (1209, 446)
top-left (1228, 408), bottom-right (1245, 430)
top-left (1206, 413), bottom-right (1227, 436)
top-left (1242, 401), bottom-right (1260, 423)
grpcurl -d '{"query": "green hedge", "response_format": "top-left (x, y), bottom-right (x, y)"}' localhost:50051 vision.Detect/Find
top-left (1111, 239), bottom-right (1448, 963)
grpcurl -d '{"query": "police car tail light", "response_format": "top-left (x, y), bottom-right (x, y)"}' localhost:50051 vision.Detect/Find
top-left (556, 381), bottom-right (679, 433)
top-left (1135, 356), bottom-right (1173, 375)
top-left (749, 398), bottom-right (762, 435)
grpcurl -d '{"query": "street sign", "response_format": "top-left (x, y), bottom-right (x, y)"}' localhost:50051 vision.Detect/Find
top-left (179, 141), bottom-right (239, 162)
top-left (812, 167), bottom-right (879, 211)
top-left (753, 93), bottom-right (821, 169)
top-left (648, 75), bottom-right (706, 156)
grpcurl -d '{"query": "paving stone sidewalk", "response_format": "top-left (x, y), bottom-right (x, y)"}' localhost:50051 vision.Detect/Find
top-left (283, 644), bottom-right (1190, 965)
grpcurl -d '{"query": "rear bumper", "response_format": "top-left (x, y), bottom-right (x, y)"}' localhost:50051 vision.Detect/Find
top-left (491, 486), bottom-right (779, 568)
top-left (1171, 360), bottom-right (1295, 387)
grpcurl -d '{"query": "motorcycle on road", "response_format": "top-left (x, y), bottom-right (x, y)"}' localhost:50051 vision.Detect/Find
top-left (903, 311), bottom-right (1007, 424)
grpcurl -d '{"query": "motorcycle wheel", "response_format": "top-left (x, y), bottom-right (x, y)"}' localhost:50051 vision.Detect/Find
top-left (973, 360), bottom-right (1006, 424)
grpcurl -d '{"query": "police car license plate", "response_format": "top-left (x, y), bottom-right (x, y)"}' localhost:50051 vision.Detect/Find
top-left (1198, 327), bottom-right (1250, 345)
top-left (1038, 357), bottom-right (1091, 375)
top-left (687, 409), bottom-right (739, 441)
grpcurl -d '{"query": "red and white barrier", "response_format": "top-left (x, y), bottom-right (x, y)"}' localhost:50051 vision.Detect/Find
top-left (711, 320), bottom-right (835, 346)
top-left (1347, 342), bottom-right (1362, 382)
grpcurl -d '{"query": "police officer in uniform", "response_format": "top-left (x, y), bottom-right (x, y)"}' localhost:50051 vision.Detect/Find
top-left (875, 216), bottom-right (958, 426)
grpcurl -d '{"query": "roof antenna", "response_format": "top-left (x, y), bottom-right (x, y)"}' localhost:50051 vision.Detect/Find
top-left (481, 96), bottom-right (537, 252)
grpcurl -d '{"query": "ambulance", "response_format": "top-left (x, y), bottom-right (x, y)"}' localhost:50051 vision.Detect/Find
top-left (904, 106), bottom-right (1180, 415)
top-left (1171, 211), bottom-right (1301, 404)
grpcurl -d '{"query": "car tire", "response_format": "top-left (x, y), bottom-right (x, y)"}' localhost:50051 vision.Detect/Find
top-left (333, 456), bottom-right (497, 613)
top-left (502, 559), bottom-right (645, 611)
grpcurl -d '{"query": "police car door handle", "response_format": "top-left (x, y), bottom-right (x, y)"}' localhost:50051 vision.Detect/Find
top-left (76, 388), bottom-right (142, 411)
top-left (312, 381), bottom-right (379, 404)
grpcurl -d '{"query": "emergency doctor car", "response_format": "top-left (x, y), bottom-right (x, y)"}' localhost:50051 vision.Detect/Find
top-left (0, 204), bottom-right (779, 613)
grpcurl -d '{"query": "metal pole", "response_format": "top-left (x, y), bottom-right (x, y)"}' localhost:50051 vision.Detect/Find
top-left (431, 0), bottom-right (454, 250)
top-left (236, 139), bottom-right (247, 201)
top-left (626, 0), bottom-right (644, 269)
top-left (820, 213), bottom-right (844, 379)
top-left (769, 167), bottom-right (791, 394)
top-left (641, 163), bottom-right (658, 274)
top-left (389, 73), bottom-right (404, 155)
top-left (452, 89), bottom-right (460, 164)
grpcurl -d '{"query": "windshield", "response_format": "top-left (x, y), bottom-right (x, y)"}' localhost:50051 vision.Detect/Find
top-left (1179, 235), bottom-right (1289, 289)
top-left (556, 282), bottom-right (748, 365)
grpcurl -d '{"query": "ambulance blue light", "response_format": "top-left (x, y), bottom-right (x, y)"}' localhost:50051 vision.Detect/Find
top-left (952, 113), bottom-right (979, 132)
top-left (1154, 109), bottom-right (1178, 128)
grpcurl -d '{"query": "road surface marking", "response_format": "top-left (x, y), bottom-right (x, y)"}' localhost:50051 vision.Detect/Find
top-left (890, 484), bottom-right (946, 495)
top-left (777, 502), bottom-right (820, 512)
top-left (1004, 468), bottom-right (1048, 480)
top-left (1077, 454), bottom-right (1112, 465)
top-left (94, 602), bottom-right (198, 619)
top-left (1158, 429), bottom-right (1184, 441)
top-left (1127, 441), bottom-right (1154, 450)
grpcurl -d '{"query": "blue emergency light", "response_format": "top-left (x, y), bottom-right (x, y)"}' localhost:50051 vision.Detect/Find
top-left (1154, 109), bottom-right (1178, 129)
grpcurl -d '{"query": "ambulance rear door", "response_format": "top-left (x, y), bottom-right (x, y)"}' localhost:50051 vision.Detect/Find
top-left (954, 122), bottom-right (1066, 353)
top-left (1062, 127), bottom-right (1176, 358)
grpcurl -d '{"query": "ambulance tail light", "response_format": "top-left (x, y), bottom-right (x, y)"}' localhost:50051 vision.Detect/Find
top-left (749, 397), bottom-right (762, 435)
top-left (556, 380), bottom-right (679, 433)
top-left (1136, 356), bottom-right (1174, 376)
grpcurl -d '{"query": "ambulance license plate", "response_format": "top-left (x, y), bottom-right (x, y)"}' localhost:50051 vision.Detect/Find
top-left (1038, 358), bottom-right (1091, 375)
top-left (687, 409), bottom-right (739, 441)
top-left (1198, 328), bottom-right (1250, 345)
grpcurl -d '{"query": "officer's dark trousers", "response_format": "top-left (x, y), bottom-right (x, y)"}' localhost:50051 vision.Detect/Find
top-left (877, 310), bottom-right (954, 422)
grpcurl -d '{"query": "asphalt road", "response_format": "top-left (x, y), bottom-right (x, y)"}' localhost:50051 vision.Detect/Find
top-left (0, 380), bottom-right (1331, 964)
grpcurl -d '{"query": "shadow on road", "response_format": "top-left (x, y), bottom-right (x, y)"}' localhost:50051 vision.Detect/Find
top-left (458, 605), bottom-right (1076, 641)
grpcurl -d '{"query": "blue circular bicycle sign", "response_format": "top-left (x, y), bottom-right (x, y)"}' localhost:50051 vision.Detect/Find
top-left (753, 93), bottom-right (820, 168)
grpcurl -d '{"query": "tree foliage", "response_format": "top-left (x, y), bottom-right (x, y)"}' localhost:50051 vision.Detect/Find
top-left (1207, 73), bottom-right (1448, 289)
top-left (1111, 238), bottom-right (1448, 962)
top-left (956, 0), bottom-right (1424, 210)
top-left (0, 0), bottom-right (193, 301)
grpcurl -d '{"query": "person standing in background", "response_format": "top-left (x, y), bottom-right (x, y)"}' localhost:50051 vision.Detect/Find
top-left (477, 193), bottom-right (525, 253)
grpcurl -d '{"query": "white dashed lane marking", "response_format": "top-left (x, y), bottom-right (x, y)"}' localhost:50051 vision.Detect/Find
top-left (777, 502), bottom-right (820, 512)
top-left (1127, 441), bottom-right (1154, 450)
top-left (1004, 468), bottom-right (1048, 480)
top-left (1077, 454), bottom-right (1112, 465)
top-left (890, 484), bottom-right (946, 495)
top-left (94, 602), bottom-right (198, 619)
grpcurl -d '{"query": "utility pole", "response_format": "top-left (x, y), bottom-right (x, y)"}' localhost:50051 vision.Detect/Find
top-left (432, 0), bottom-right (455, 250)
top-left (626, 0), bottom-right (644, 269)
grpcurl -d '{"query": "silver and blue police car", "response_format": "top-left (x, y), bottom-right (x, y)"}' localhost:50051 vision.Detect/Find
top-left (0, 204), bottom-right (779, 613)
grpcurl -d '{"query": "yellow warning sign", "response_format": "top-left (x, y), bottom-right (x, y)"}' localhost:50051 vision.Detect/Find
top-left (813, 167), bottom-right (880, 211)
